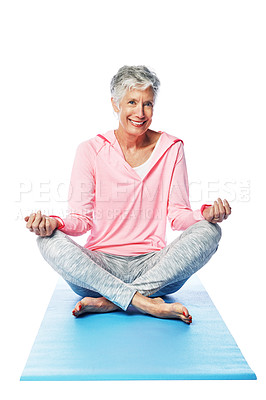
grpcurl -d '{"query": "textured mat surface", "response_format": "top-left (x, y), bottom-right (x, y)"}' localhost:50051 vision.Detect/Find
top-left (21, 275), bottom-right (256, 380)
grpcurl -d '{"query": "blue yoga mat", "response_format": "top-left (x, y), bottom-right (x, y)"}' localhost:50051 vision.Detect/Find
top-left (21, 274), bottom-right (256, 381)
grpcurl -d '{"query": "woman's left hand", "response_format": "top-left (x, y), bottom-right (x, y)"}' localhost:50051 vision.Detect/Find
top-left (202, 198), bottom-right (232, 224)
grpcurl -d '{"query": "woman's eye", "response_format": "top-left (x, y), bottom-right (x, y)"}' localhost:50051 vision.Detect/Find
top-left (128, 100), bottom-right (135, 105)
top-left (145, 102), bottom-right (153, 107)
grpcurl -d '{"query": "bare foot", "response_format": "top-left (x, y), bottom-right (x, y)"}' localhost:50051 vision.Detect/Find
top-left (72, 296), bottom-right (120, 317)
top-left (151, 297), bottom-right (165, 304)
top-left (132, 292), bottom-right (192, 324)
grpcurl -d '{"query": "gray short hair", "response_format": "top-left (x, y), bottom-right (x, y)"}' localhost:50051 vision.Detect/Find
top-left (110, 65), bottom-right (160, 106)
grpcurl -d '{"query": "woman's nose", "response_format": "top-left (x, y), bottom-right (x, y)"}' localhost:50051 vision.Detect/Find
top-left (135, 103), bottom-right (145, 118)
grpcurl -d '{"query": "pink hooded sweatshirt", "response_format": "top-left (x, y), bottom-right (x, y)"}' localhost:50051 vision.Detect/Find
top-left (53, 130), bottom-right (209, 255)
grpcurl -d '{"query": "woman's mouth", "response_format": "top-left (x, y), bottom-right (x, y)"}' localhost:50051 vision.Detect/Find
top-left (128, 119), bottom-right (146, 127)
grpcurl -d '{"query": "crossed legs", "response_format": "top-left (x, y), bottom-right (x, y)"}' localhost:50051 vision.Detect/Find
top-left (37, 220), bottom-right (221, 324)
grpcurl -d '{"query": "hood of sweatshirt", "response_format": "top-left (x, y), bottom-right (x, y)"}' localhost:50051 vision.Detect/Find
top-left (96, 130), bottom-right (183, 181)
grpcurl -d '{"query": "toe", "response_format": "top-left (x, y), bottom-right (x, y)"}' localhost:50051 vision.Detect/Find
top-left (72, 301), bottom-right (83, 317)
top-left (182, 306), bottom-right (189, 317)
top-left (182, 316), bottom-right (192, 324)
top-left (181, 306), bottom-right (192, 324)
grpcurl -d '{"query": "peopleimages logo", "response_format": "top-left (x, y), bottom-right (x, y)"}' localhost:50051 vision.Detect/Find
top-left (15, 179), bottom-right (167, 203)
top-left (189, 179), bottom-right (251, 202)
top-left (14, 178), bottom-right (250, 221)
top-left (15, 179), bottom-right (251, 203)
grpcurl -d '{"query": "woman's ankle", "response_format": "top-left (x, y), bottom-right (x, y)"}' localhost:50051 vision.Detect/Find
top-left (131, 292), bottom-right (158, 314)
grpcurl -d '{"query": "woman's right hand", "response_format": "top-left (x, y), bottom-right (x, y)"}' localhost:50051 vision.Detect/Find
top-left (24, 210), bottom-right (59, 237)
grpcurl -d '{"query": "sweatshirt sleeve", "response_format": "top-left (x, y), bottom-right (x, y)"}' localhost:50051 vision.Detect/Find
top-left (167, 142), bottom-right (209, 231)
top-left (56, 141), bottom-right (95, 236)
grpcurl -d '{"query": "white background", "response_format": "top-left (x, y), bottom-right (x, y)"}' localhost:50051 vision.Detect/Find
top-left (1, 0), bottom-right (265, 398)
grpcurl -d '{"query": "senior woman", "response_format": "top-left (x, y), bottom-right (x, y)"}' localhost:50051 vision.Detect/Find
top-left (25, 65), bottom-right (231, 324)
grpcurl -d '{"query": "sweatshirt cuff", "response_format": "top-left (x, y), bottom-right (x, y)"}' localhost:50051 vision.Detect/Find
top-left (200, 204), bottom-right (212, 218)
top-left (49, 215), bottom-right (65, 230)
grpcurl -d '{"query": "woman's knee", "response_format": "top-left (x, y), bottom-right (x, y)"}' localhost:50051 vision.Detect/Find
top-left (198, 220), bottom-right (222, 245)
top-left (36, 229), bottom-right (66, 257)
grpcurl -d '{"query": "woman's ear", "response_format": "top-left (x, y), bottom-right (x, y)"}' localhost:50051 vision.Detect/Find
top-left (111, 97), bottom-right (119, 113)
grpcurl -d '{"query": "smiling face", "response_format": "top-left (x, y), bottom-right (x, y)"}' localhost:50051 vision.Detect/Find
top-left (111, 86), bottom-right (154, 138)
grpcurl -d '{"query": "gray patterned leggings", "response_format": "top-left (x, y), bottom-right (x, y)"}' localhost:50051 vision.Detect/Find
top-left (37, 220), bottom-right (221, 311)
